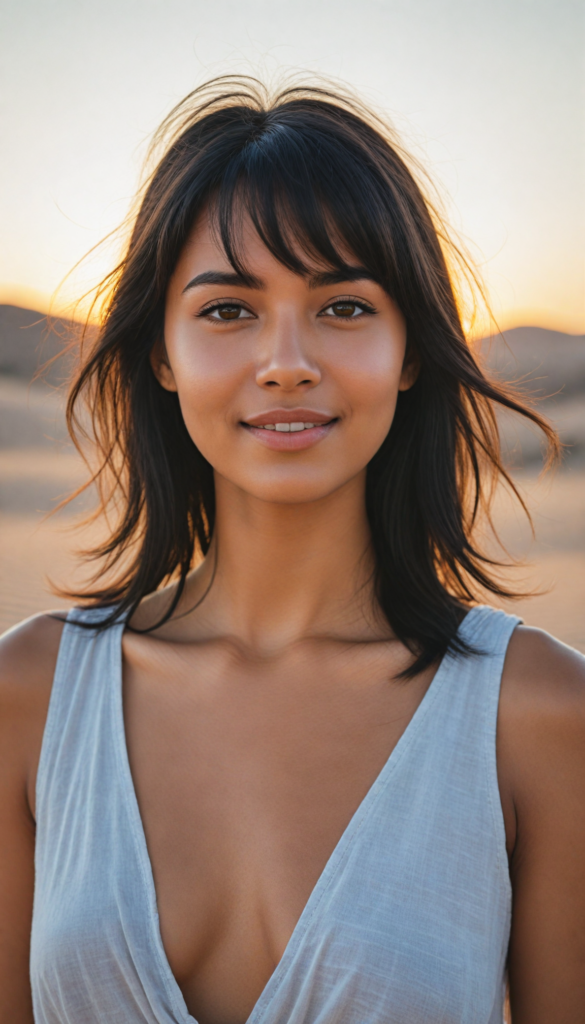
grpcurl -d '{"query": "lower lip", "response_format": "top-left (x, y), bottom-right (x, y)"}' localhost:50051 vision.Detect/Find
top-left (243, 422), bottom-right (336, 451)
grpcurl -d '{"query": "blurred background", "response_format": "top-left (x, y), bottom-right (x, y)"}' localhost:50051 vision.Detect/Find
top-left (0, 0), bottom-right (584, 646)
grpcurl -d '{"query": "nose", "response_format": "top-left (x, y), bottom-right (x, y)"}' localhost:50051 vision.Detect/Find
top-left (255, 312), bottom-right (321, 391)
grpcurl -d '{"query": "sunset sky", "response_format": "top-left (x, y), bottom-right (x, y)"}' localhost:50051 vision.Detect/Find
top-left (1, 0), bottom-right (583, 334)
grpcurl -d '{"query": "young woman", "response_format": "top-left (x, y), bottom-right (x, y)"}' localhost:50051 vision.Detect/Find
top-left (0, 78), bottom-right (584, 1024)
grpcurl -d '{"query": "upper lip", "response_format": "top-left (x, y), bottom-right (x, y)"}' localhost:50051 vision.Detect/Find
top-left (244, 409), bottom-right (336, 427)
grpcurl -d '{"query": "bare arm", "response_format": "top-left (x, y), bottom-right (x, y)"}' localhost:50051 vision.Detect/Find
top-left (498, 626), bottom-right (585, 1023)
top-left (0, 615), bottom-right (64, 1022)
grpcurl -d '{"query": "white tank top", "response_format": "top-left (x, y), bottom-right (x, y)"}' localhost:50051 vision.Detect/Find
top-left (31, 603), bottom-right (519, 1023)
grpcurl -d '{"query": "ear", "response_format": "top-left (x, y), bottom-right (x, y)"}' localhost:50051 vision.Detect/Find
top-left (150, 337), bottom-right (178, 392)
top-left (398, 346), bottom-right (420, 392)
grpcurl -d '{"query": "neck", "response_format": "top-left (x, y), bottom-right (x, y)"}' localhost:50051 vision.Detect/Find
top-left (180, 470), bottom-right (384, 653)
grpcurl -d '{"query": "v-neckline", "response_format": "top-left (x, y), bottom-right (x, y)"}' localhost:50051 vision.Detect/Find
top-left (112, 607), bottom-right (480, 1024)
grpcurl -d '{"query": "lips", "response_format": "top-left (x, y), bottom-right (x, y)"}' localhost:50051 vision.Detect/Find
top-left (241, 410), bottom-right (337, 451)
top-left (243, 409), bottom-right (336, 428)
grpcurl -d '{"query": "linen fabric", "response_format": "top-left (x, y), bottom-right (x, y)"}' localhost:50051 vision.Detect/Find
top-left (31, 604), bottom-right (519, 1023)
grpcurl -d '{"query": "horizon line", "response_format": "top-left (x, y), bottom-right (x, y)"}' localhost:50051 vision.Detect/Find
top-left (1, 285), bottom-right (583, 339)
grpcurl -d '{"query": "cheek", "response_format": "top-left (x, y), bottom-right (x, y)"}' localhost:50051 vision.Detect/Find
top-left (165, 333), bottom-right (248, 451)
top-left (333, 341), bottom-right (404, 434)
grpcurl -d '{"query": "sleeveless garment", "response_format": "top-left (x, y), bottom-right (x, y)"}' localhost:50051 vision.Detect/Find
top-left (31, 604), bottom-right (519, 1023)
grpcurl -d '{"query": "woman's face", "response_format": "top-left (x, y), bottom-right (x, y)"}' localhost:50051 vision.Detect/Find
top-left (155, 210), bottom-right (416, 505)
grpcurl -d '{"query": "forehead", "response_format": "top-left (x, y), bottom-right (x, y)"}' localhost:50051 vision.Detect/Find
top-left (174, 205), bottom-right (367, 289)
top-left (180, 209), bottom-right (273, 268)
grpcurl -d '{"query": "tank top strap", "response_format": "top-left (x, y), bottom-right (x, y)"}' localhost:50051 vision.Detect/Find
top-left (460, 603), bottom-right (522, 657)
top-left (456, 602), bottom-right (522, 724)
top-left (438, 604), bottom-right (522, 729)
top-left (35, 605), bottom-right (125, 815)
top-left (423, 604), bottom-right (521, 880)
top-left (456, 604), bottom-right (522, 749)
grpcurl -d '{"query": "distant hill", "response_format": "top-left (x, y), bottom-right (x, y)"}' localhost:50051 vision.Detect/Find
top-left (1, 304), bottom-right (584, 397)
top-left (0, 304), bottom-right (85, 386)
top-left (476, 326), bottom-right (585, 399)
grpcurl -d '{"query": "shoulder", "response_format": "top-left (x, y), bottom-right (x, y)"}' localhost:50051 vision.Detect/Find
top-left (498, 624), bottom-right (585, 849)
top-left (0, 614), bottom-right (67, 1012)
top-left (0, 613), bottom-right (68, 810)
top-left (497, 626), bottom-right (585, 1016)
top-left (501, 623), bottom-right (585, 727)
top-left (0, 612), bottom-right (67, 709)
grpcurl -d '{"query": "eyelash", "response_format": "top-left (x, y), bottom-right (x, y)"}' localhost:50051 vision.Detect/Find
top-left (197, 296), bottom-right (378, 321)
top-left (197, 301), bottom-right (254, 321)
top-left (318, 296), bottom-right (377, 318)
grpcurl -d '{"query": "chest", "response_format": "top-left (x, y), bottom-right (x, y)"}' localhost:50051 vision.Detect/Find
top-left (122, 638), bottom-right (431, 1022)
top-left (32, 616), bottom-right (513, 1024)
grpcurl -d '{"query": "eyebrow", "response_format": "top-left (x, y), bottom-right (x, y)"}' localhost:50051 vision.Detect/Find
top-left (182, 271), bottom-right (261, 293)
top-left (182, 266), bottom-right (377, 294)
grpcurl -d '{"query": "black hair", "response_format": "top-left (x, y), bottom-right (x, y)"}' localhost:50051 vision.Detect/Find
top-left (63, 76), bottom-right (558, 675)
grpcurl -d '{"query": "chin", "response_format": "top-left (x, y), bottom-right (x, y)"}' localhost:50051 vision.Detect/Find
top-left (242, 474), bottom-right (355, 506)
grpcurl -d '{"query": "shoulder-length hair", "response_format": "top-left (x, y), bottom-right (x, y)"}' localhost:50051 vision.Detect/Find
top-left (64, 76), bottom-right (558, 674)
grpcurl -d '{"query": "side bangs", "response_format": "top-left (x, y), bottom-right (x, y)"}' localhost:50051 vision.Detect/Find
top-left (210, 118), bottom-right (396, 294)
top-left (60, 78), bottom-right (559, 673)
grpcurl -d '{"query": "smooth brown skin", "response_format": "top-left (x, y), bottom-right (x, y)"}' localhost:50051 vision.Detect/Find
top-left (1, 213), bottom-right (585, 1023)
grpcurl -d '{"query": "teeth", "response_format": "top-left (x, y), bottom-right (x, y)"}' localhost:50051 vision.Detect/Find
top-left (255, 422), bottom-right (320, 431)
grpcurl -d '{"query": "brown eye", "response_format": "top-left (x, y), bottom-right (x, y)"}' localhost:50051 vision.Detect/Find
top-left (217, 305), bottom-right (242, 320)
top-left (331, 302), bottom-right (357, 317)
top-left (202, 303), bottom-right (254, 321)
top-left (320, 299), bottom-right (374, 319)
